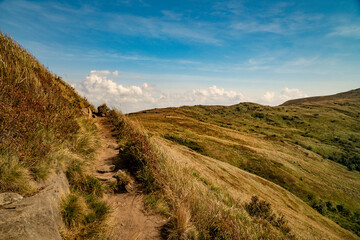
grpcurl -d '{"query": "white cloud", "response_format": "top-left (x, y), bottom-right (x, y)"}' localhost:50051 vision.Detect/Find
top-left (75, 70), bottom-right (245, 113)
top-left (262, 91), bottom-right (275, 102)
top-left (189, 86), bottom-right (244, 104)
top-left (112, 70), bottom-right (119, 76)
top-left (260, 87), bottom-right (307, 105)
top-left (75, 72), bottom-right (310, 111)
top-left (279, 87), bottom-right (308, 101)
top-left (91, 70), bottom-right (110, 75)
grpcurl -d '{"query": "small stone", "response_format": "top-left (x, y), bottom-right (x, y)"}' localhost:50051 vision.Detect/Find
top-left (97, 165), bottom-right (116, 173)
top-left (0, 192), bottom-right (23, 206)
top-left (96, 175), bottom-right (114, 181)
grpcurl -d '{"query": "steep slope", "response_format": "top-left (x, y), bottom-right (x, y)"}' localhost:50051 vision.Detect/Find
top-left (0, 33), bottom-right (110, 239)
top-left (153, 136), bottom-right (356, 239)
top-left (129, 89), bottom-right (360, 237)
top-left (0, 32), bottom-right (93, 194)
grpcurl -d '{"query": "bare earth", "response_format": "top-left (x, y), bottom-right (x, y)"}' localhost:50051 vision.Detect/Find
top-left (93, 117), bottom-right (166, 240)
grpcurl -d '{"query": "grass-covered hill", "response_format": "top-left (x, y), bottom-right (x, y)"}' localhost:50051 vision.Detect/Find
top-left (128, 89), bottom-right (360, 238)
top-left (1, 31), bottom-right (359, 239)
top-left (0, 32), bottom-right (96, 194)
top-left (0, 33), bottom-right (111, 239)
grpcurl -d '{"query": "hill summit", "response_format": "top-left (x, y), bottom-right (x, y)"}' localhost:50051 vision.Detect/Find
top-left (282, 88), bottom-right (360, 106)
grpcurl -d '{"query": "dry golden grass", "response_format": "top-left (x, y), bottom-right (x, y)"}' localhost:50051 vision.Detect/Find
top-left (128, 96), bottom-right (360, 238)
top-left (0, 32), bottom-right (93, 194)
top-left (154, 137), bottom-right (357, 239)
top-left (130, 109), bottom-right (360, 208)
top-left (1, 32), bottom-right (109, 238)
top-left (129, 101), bottom-right (360, 236)
top-left (110, 111), bottom-right (294, 239)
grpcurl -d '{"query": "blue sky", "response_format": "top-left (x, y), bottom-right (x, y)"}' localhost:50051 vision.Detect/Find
top-left (1, 0), bottom-right (359, 112)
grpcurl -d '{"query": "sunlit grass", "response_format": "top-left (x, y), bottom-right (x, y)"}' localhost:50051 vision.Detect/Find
top-left (1, 32), bottom-right (109, 238)
top-left (129, 95), bottom-right (360, 237)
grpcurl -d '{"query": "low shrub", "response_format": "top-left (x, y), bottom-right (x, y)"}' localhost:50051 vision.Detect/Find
top-left (97, 104), bottom-right (110, 117)
top-left (162, 204), bottom-right (198, 240)
top-left (61, 193), bottom-right (109, 239)
top-left (0, 150), bottom-right (34, 194)
top-left (61, 193), bottom-right (88, 228)
top-left (245, 196), bottom-right (293, 235)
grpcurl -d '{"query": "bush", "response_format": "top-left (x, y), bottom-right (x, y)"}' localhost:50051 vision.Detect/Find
top-left (97, 104), bottom-right (110, 116)
top-left (162, 205), bottom-right (198, 240)
top-left (61, 193), bottom-right (109, 239)
top-left (245, 196), bottom-right (292, 235)
top-left (61, 193), bottom-right (87, 228)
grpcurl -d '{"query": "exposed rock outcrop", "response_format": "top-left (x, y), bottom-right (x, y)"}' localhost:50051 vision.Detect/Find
top-left (0, 172), bottom-right (70, 240)
top-left (0, 193), bottom-right (23, 206)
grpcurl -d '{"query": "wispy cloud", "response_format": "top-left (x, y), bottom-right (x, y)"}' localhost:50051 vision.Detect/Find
top-left (230, 11), bottom-right (323, 35)
top-left (107, 14), bottom-right (221, 45)
top-left (161, 10), bottom-right (183, 21)
top-left (328, 25), bottom-right (360, 39)
top-left (0, 0), bottom-right (220, 45)
top-left (285, 56), bottom-right (319, 67)
top-left (231, 21), bottom-right (283, 34)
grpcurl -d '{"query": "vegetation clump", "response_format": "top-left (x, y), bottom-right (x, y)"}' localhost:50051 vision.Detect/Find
top-left (97, 103), bottom-right (111, 117)
top-left (306, 195), bottom-right (360, 236)
top-left (245, 196), bottom-right (293, 236)
top-left (61, 193), bottom-right (109, 239)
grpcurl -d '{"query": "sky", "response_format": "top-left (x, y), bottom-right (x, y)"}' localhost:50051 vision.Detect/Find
top-left (1, 0), bottom-right (359, 113)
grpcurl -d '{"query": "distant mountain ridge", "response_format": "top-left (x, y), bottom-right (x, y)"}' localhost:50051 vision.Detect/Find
top-left (281, 88), bottom-right (360, 106)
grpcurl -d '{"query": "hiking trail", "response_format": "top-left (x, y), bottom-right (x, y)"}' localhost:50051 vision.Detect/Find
top-left (93, 117), bottom-right (166, 240)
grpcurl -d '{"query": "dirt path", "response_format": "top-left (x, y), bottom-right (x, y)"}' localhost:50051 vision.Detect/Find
top-left (92, 117), bottom-right (166, 240)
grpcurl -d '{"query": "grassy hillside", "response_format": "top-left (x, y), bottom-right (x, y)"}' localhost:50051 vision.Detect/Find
top-left (108, 112), bottom-right (296, 239)
top-left (129, 89), bottom-right (360, 237)
top-left (2, 31), bottom-right (359, 239)
top-left (0, 32), bottom-right (94, 193)
top-left (0, 33), bottom-right (110, 239)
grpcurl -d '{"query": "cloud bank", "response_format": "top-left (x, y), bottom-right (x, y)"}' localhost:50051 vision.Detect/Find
top-left (75, 70), bottom-right (308, 112)
top-left (75, 70), bottom-right (246, 113)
